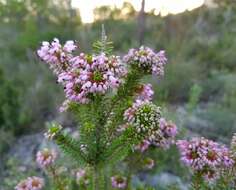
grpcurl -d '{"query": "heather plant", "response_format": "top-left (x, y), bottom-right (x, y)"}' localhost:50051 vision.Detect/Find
top-left (14, 28), bottom-right (236, 190)
top-left (177, 135), bottom-right (236, 190)
top-left (14, 28), bottom-right (177, 190)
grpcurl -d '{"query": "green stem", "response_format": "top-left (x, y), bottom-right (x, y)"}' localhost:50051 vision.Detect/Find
top-left (55, 132), bottom-right (87, 165)
top-left (192, 172), bottom-right (202, 190)
top-left (106, 68), bottom-right (143, 135)
top-left (125, 172), bottom-right (132, 190)
top-left (91, 96), bottom-right (106, 190)
top-left (93, 96), bottom-right (103, 163)
top-left (93, 166), bottom-right (99, 190)
top-left (48, 166), bottom-right (65, 190)
top-left (93, 165), bottom-right (105, 190)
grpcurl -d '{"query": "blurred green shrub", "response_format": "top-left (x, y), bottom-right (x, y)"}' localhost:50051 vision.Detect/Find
top-left (0, 68), bottom-right (21, 132)
top-left (18, 61), bottom-right (63, 131)
top-left (187, 84), bottom-right (202, 112)
top-left (221, 74), bottom-right (236, 113)
top-left (0, 129), bottom-right (15, 153)
top-left (154, 62), bottom-right (202, 102)
top-left (196, 103), bottom-right (236, 141)
top-left (1, 158), bottom-right (39, 190)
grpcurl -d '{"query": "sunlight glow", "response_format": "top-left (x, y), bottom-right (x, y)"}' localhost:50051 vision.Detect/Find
top-left (71, 0), bottom-right (205, 23)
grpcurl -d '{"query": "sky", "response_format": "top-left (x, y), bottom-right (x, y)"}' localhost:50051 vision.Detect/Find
top-left (71, 0), bottom-right (205, 23)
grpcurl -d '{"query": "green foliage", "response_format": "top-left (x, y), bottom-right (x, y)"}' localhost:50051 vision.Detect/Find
top-left (221, 74), bottom-right (236, 113)
top-left (0, 129), bottom-right (15, 154)
top-left (101, 127), bottom-right (138, 167)
top-left (187, 84), bottom-right (202, 112)
top-left (107, 68), bottom-right (143, 131)
top-left (196, 103), bottom-right (236, 140)
top-left (92, 25), bottom-right (114, 55)
top-left (0, 68), bottom-right (22, 134)
top-left (136, 187), bottom-right (156, 190)
top-left (54, 130), bottom-right (88, 166)
top-left (155, 62), bottom-right (202, 102)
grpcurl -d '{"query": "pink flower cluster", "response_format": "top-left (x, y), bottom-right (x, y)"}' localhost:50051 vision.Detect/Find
top-left (37, 39), bottom-right (127, 106)
top-left (156, 118), bottom-right (178, 148)
top-left (15, 176), bottom-right (44, 190)
top-left (36, 148), bottom-right (57, 168)
top-left (124, 100), bottom-right (177, 149)
top-left (135, 140), bottom-right (150, 152)
top-left (58, 53), bottom-right (126, 104)
top-left (123, 46), bottom-right (167, 76)
top-left (135, 83), bottom-right (154, 101)
top-left (37, 38), bottom-right (77, 74)
top-left (177, 137), bottom-right (234, 180)
top-left (111, 176), bottom-right (127, 189)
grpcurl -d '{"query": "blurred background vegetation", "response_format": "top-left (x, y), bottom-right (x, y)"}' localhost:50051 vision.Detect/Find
top-left (0, 0), bottom-right (235, 189)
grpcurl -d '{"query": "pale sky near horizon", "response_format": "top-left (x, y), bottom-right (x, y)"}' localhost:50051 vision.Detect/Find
top-left (71, 0), bottom-right (205, 23)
